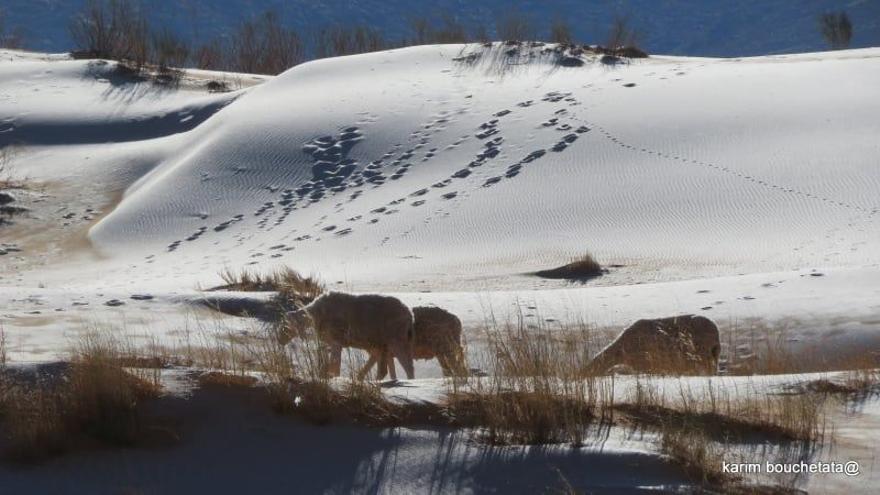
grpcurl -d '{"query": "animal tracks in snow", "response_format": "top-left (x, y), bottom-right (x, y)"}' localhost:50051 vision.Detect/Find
top-left (587, 121), bottom-right (876, 216)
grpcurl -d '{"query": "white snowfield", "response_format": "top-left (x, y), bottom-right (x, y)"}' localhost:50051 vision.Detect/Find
top-left (85, 46), bottom-right (880, 289)
top-left (2, 45), bottom-right (879, 359)
top-left (1, 44), bottom-right (880, 494)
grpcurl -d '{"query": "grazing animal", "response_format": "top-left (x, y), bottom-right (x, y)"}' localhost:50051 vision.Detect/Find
top-left (586, 315), bottom-right (720, 375)
top-left (372, 306), bottom-right (467, 379)
top-left (279, 292), bottom-right (415, 380)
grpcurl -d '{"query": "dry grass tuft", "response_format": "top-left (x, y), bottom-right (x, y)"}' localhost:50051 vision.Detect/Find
top-left (620, 378), bottom-right (827, 443)
top-left (796, 368), bottom-right (880, 404)
top-left (614, 377), bottom-right (826, 491)
top-left (435, 316), bottom-right (837, 492)
top-left (446, 390), bottom-right (596, 445)
top-left (197, 371), bottom-right (258, 388)
top-left (285, 379), bottom-right (404, 426)
top-left (445, 317), bottom-right (611, 445)
top-left (0, 327), bottom-right (6, 368)
top-left (1, 147), bottom-right (24, 191)
top-left (181, 323), bottom-right (422, 427)
top-left (660, 428), bottom-right (731, 486)
top-left (0, 332), bottom-right (162, 462)
top-left (840, 366), bottom-right (880, 395)
top-left (215, 266), bottom-right (324, 308)
top-left (534, 252), bottom-right (604, 281)
top-left (723, 321), bottom-right (880, 395)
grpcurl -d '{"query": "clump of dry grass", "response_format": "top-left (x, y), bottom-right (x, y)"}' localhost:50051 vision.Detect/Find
top-left (0, 326), bottom-right (7, 368)
top-left (446, 317), bottom-right (612, 445)
top-left (723, 321), bottom-right (880, 402)
top-left (446, 317), bottom-right (827, 448)
top-left (0, 332), bottom-right (162, 462)
top-left (533, 252), bottom-right (604, 281)
top-left (256, 325), bottom-right (416, 425)
top-left (660, 428), bottom-right (730, 486)
top-left (795, 366), bottom-right (880, 407)
top-left (447, 390), bottom-right (597, 445)
top-left (840, 366), bottom-right (880, 395)
top-left (616, 378), bottom-right (827, 444)
top-left (215, 266), bottom-right (324, 308)
top-left (611, 377), bottom-right (827, 491)
top-left (0, 146), bottom-right (25, 190)
top-left (434, 316), bottom-right (840, 492)
top-left (170, 322), bottom-right (417, 427)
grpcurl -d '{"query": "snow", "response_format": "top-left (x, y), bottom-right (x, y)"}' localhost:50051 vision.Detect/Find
top-left (3, 45), bottom-right (879, 356)
top-left (2, 43), bottom-right (880, 492)
top-left (4, 0), bottom-right (880, 57)
top-left (0, 374), bottom-right (691, 494)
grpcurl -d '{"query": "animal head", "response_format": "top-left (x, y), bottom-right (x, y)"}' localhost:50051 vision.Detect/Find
top-left (277, 309), bottom-right (312, 345)
top-left (440, 345), bottom-right (469, 377)
top-left (707, 343), bottom-right (721, 373)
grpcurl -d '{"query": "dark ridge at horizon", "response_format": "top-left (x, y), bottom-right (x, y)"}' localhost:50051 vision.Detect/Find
top-left (1, 0), bottom-right (879, 58)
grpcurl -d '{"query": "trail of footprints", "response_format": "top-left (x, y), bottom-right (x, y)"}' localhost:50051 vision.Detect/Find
top-left (581, 119), bottom-right (876, 216)
top-left (372, 92), bottom-right (591, 241)
top-left (165, 91), bottom-right (590, 253)
top-left (384, 94), bottom-right (584, 224)
top-left (158, 74), bottom-right (877, 261)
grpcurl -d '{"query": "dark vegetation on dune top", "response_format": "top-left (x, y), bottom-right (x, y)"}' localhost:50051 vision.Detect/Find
top-left (18, 0), bottom-right (852, 92)
top-left (2, 0), bottom-right (877, 58)
top-left (22, 0), bottom-right (649, 79)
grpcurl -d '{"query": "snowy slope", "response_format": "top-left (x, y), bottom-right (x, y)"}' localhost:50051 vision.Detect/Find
top-left (2, 43), bottom-right (880, 495)
top-left (74, 45), bottom-right (880, 292)
top-left (1, 44), bottom-right (879, 366)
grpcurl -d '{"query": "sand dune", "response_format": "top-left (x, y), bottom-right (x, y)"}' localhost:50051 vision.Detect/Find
top-left (66, 45), bottom-right (880, 292)
top-left (2, 44), bottom-right (880, 494)
top-left (1, 44), bottom-right (878, 340)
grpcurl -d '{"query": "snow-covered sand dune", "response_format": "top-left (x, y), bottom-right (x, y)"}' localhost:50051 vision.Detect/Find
top-left (2, 45), bottom-right (879, 362)
top-left (2, 44), bottom-right (880, 494)
top-left (82, 45), bottom-right (880, 291)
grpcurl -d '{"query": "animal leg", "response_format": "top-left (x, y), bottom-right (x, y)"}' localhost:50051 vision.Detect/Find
top-left (357, 350), bottom-right (381, 381)
top-left (391, 341), bottom-right (415, 379)
top-left (376, 349), bottom-right (391, 380)
top-left (327, 342), bottom-right (343, 377)
top-left (436, 353), bottom-right (452, 377)
top-left (387, 348), bottom-right (398, 380)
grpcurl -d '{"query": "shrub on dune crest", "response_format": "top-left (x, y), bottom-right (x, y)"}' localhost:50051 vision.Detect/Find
top-left (0, 9), bottom-right (22, 49)
top-left (549, 19), bottom-right (575, 45)
top-left (604, 15), bottom-right (644, 58)
top-left (496, 12), bottom-right (536, 43)
top-left (819, 11), bottom-right (853, 50)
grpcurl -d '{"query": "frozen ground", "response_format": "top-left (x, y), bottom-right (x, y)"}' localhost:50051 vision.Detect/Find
top-left (0, 370), bottom-right (692, 494)
top-left (2, 45), bottom-right (878, 359)
top-left (1, 44), bottom-right (879, 493)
